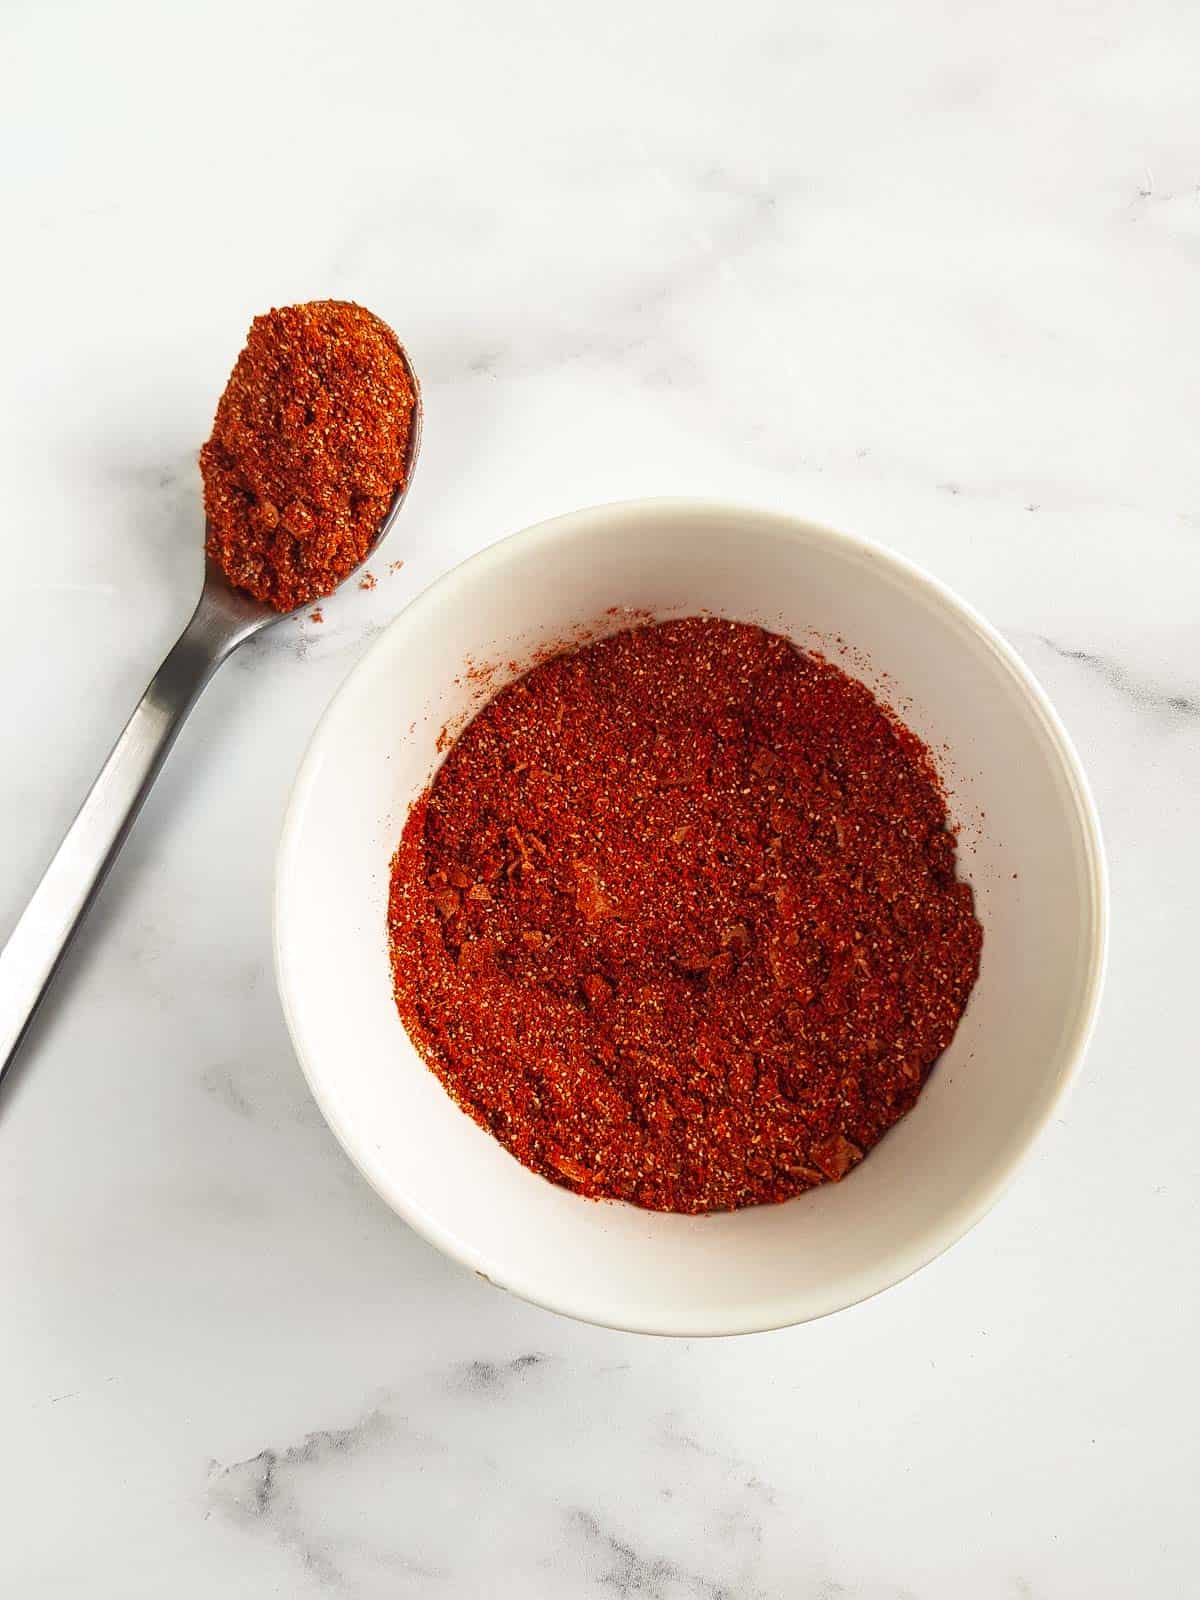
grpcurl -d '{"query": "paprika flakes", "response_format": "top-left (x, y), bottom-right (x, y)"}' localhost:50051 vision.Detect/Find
top-left (388, 618), bottom-right (983, 1215)
top-left (201, 301), bottom-right (415, 611)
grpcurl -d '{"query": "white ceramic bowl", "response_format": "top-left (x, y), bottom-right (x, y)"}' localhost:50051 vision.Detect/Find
top-left (275, 499), bottom-right (1107, 1336)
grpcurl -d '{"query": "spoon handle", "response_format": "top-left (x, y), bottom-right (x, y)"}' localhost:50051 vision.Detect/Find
top-left (0, 586), bottom-right (254, 1091)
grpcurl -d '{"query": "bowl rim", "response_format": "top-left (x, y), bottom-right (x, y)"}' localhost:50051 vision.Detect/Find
top-left (273, 496), bottom-right (1109, 1337)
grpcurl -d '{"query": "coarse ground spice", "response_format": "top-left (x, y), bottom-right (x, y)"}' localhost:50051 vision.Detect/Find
top-left (388, 618), bottom-right (983, 1214)
top-left (201, 301), bottom-right (415, 611)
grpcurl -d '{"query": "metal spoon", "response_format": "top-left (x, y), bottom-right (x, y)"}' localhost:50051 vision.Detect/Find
top-left (0, 352), bottom-right (422, 1091)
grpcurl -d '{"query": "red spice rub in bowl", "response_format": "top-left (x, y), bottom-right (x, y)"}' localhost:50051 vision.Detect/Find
top-left (388, 618), bottom-right (983, 1214)
top-left (201, 301), bottom-right (415, 611)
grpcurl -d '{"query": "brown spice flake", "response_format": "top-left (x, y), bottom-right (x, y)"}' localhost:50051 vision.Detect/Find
top-left (811, 1134), bottom-right (864, 1182)
top-left (582, 973), bottom-right (613, 1005)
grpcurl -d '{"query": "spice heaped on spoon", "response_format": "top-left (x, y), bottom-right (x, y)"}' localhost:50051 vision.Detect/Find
top-left (0, 302), bottom-right (420, 1090)
top-left (201, 301), bottom-right (417, 611)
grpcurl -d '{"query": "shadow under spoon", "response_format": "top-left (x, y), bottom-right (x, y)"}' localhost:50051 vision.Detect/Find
top-left (0, 353), bottom-right (422, 1093)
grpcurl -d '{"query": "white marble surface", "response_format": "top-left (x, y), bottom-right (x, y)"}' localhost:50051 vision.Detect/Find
top-left (2, 1), bottom-right (1197, 1593)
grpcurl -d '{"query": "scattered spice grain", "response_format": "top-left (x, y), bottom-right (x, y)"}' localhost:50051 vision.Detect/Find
top-left (388, 618), bottom-right (983, 1214)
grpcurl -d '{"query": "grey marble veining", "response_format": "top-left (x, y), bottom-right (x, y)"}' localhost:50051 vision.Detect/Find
top-left (2, 0), bottom-right (1198, 1594)
top-left (1031, 634), bottom-right (1200, 722)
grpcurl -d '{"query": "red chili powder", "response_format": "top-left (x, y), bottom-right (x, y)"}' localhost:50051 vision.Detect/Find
top-left (388, 618), bottom-right (983, 1214)
top-left (201, 301), bottom-right (415, 611)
